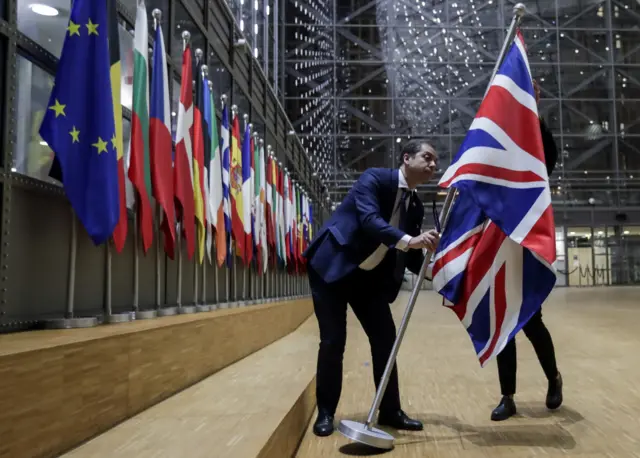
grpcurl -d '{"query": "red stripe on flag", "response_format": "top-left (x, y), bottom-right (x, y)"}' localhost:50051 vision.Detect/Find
top-left (439, 163), bottom-right (543, 188)
top-left (450, 223), bottom-right (506, 320)
top-left (149, 117), bottom-right (176, 259)
top-left (112, 159), bottom-right (128, 252)
top-left (479, 262), bottom-right (508, 366)
top-left (521, 203), bottom-right (556, 265)
top-left (432, 231), bottom-right (483, 279)
top-left (477, 84), bottom-right (545, 162)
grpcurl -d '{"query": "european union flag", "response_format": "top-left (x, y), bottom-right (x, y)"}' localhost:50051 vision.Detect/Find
top-left (39, 0), bottom-right (120, 246)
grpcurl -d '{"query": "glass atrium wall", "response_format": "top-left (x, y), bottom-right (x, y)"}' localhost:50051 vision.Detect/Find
top-left (284, 0), bottom-right (640, 285)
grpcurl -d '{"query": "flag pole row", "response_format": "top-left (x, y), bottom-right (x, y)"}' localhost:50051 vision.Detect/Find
top-left (39, 1), bottom-right (313, 329)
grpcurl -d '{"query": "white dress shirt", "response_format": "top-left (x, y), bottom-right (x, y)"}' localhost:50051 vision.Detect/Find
top-left (359, 170), bottom-right (414, 271)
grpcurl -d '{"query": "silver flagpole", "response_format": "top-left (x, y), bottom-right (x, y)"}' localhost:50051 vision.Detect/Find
top-left (241, 115), bottom-right (250, 306)
top-left (150, 9), bottom-right (170, 319)
top-left (156, 204), bottom-right (162, 308)
top-left (192, 48), bottom-right (203, 312)
top-left (338, 3), bottom-right (527, 450)
top-left (232, 239), bottom-right (237, 306)
top-left (46, 210), bottom-right (97, 329)
top-left (133, 212), bottom-right (139, 313)
top-left (177, 30), bottom-right (190, 315)
top-left (104, 230), bottom-right (131, 324)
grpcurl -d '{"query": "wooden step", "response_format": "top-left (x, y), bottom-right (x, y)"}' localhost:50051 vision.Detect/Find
top-left (61, 315), bottom-right (319, 458)
top-left (0, 298), bottom-right (313, 458)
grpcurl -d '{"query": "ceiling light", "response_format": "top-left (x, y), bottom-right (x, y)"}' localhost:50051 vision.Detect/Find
top-left (29, 3), bottom-right (59, 16)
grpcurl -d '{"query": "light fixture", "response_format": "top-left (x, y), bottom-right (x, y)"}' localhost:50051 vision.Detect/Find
top-left (29, 3), bottom-right (59, 16)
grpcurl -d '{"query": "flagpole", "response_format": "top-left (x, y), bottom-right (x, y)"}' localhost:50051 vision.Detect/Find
top-left (104, 224), bottom-right (131, 324)
top-left (150, 8), bottom-right (171, 318)
top-left (337, 3), bottom-right (527, 448)
top-left (199, 62), bottom-right (211, 313)
top-left (177, 30), bottom-right (191, 315)
top-left (46, 209), bottom-right (99, 329)
top-left (155, 204), bottom-right (162, 308)
top-left (242, 114), bottom-right (250, 307)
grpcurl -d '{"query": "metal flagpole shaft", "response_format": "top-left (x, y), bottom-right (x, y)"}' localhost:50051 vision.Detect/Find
top-left (105, 242), bottom-right (112, 317)
top-left (177, 223), bottom-right (182, 308)
top-left (133, 214), bottom-right (140, 312)
top-left (193, 243), bottom-right (198, 306)
top-left (485, 4), bottom-right (526, 98)
top-left (214, 256), bottom-right (219, 305)
top-left (232, 240), bottom-right (237, 305)
top-left (242, 267), bottom-right (247, 304)
top-left (156, 205), bottom-right (162, 307)
top-left (359, 3), bottom-right (527, 434)
top-left (202, 257), bottom-right (207, 305)
top-left (363, 191), bottom-right (457, 429)
top-left (67, 209), bottom-right (77, 318)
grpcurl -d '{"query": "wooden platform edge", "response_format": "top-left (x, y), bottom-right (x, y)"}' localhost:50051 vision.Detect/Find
top-left (258, 376), bottom-right (317, 458)
top-left (0, 298), bottom-right (314, 458)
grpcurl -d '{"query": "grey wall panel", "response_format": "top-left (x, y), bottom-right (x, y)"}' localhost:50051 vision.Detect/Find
top-left (73, 222), bottom-right (106, 317)
top-left (6, 188), bottom-right (70, 321)
top-left (108, 222), bottom-right (135, 313)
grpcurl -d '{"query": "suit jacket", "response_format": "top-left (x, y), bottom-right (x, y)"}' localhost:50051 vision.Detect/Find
top-left (303, 168), bottom-right (425, 302)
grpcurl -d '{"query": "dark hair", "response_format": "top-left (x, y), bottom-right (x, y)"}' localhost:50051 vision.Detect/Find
top-left (398, 138), bottom-right (434, 166)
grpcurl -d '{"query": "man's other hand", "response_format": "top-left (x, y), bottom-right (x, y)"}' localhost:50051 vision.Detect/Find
top-left (408, 229), bottom-right (440, 252)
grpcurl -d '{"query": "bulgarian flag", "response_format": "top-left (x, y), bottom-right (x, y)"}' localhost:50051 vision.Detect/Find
top-left (127, 0), bottom-right (153, 253)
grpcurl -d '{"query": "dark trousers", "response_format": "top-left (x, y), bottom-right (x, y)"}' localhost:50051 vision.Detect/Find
top-left (496, 309), bottom-right (558, 396)
top-left (308, 265), bottom-right (401, 416)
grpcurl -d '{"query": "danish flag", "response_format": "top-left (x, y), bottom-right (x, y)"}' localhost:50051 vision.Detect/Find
top-left (432, 31), bottom-right (557, 367)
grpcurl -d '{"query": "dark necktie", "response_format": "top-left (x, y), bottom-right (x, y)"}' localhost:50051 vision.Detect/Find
top-left (393, 190), bottom-right (410, 284)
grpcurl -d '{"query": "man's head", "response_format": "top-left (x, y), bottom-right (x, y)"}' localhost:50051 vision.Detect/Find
top-left (399, 139), bottom-right (437, 187)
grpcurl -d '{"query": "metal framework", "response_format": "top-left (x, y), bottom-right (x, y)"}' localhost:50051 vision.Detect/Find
top-left (0, 0), bottom-right (321, 331)
top-left (283, 0), bottom-right (640, 219)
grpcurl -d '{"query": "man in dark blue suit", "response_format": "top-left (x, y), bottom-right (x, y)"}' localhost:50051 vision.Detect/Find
top-left (302, 139), bottom-right (441, 436)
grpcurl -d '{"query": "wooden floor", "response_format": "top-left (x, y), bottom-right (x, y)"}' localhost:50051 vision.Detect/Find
top-left (296, 286), bottom-right (640, 458)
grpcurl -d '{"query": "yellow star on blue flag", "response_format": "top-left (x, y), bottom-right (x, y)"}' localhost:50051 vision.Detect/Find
top-left (39, 0), bottom-right (120, 246)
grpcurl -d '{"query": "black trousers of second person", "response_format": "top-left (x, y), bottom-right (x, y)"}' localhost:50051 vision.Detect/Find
top-left (308, 263), bottom-right (402, 416)
top-left (496, 308), bottom-right (559, 395)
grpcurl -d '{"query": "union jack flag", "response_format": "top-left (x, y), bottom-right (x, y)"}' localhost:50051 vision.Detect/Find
top-left (432, 31), bottom-right (557, 367)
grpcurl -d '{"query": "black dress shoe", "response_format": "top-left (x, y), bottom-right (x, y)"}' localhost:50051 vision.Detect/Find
top-left (546, 372), bottom-right (563, 410)
top-left (491, 395), bottom-right (517, 421)
top-left (377, 410), bottom-right (424, 431)
top-left (313, 409), bottom-right (335, 437)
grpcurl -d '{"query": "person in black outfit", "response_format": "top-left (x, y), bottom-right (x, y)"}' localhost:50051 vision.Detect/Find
top-left (302, 140), bottom-right (441, 436)
top-left (491, 80), bottom-right (563, 421)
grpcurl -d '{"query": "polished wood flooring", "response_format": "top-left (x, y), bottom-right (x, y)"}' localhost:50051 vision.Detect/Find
top-left (296, 287), bottom-right (640, 458)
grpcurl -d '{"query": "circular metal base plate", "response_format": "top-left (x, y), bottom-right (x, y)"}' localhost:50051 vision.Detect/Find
top-left (337, 420), bottom-right (395, 450)
top-left (179, 306), bottom-right (196, 314)
top-left (44, 317), bottom-right (99, 329)
top-left (135, 310), bottom-right (157, 320)
top-left (196, 304), bottom-right (211, 313)
top-left (157, 307), bottom-right (178, 317)
top-left (105, 313), bottom-right (132, 324)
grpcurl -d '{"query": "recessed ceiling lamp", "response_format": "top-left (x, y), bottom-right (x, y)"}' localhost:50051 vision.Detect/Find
top-left (29, 3), bottom-right (59, 16)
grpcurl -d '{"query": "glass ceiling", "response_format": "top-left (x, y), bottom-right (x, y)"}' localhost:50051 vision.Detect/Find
top-left (284, 0), bottom-right (640, 209)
